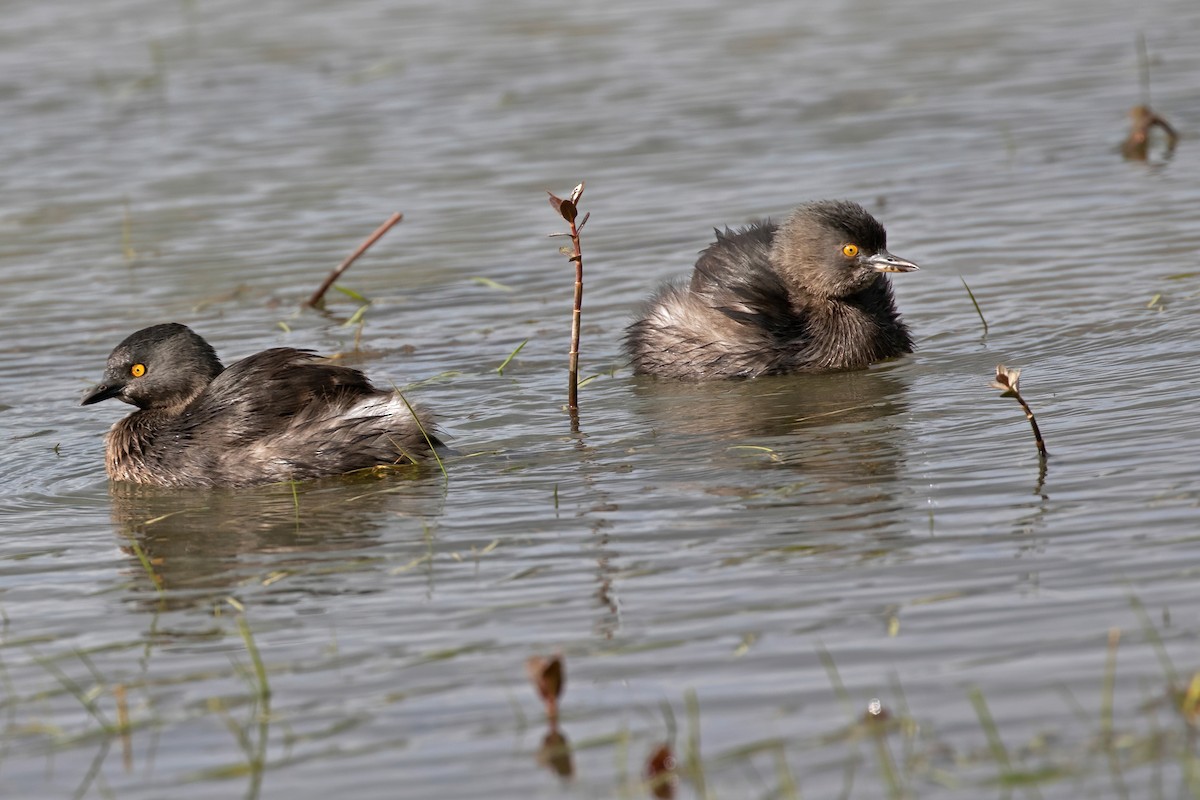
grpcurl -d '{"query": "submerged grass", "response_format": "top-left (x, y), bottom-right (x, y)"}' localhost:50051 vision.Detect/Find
top-left (126, 537), bottom-right (165, 599)
top-left (8, 585), bottom-right (1200, 800)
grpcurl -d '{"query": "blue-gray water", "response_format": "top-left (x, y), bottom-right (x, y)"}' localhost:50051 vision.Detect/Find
top-left (3, 0), bottom-right (1200, 797)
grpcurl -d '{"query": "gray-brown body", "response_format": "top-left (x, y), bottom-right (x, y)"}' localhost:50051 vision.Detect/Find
top-left (82, 324), bottom-right (440, 487)
top-left (625, 201), bottom-right (917, 380)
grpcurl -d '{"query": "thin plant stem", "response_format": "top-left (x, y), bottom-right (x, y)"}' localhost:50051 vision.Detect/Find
top-left (394, 388), bottom-right (447, 481)
top-left (305, 212), bottom-right (403, 308)
top-left (568, 220), bottom-right (583, 416)
top-left (1137, 32), bottom-right (1151, 107)
top-left (1101, 628), bottom-right (1120, 741)
top-left (816, 644), bottom-right (854, 715)
top-left (1100, 628), bottom-right (1132, 799)
top-left (1129, 594), bottom-right (1178, 688)
top-left (967, 688), bottom-right (1013, 778)
top-left (1013, 393), bottom-right (1048, 459)
top-left (684, 689), bottom-right (708, 800)
top-left (34, 654), bottom-right (114, 731)
top-left (496, 339), bottom-right (527, 375)
top-left (128, 538), bottom-right (165, 598)
top-left (547, 183), bottom-right (588, 425)
top-left (871, 726), bottom-right (904, 800)
top-left (960, 277), bottom-right (989, 335)
top-left (992, 366), bottom-right (1049, 460)
top-left (236, 615), bottom-right (271, 702)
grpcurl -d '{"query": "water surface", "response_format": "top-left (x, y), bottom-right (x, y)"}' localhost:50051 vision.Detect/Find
top-left (3, 0), bottom-right (1200, 797)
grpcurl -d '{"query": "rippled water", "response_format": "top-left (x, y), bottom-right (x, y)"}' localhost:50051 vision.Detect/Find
top-left (3, 0), bottom-right (1200, 797)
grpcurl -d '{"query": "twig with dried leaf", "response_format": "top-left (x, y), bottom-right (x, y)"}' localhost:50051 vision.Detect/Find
top-left (645, 743), bottom-right (678, 799)
top-left (1121, 105), bottom-right (1178, 161)
top-left (305, 212), bottom-right (404, 308)
top-left (547, 183), bottom-right (589, 420)
top-left (991, 365), bottom-right (1048, 460)
top-left (1122, 35), bottom-right (1178, 162)
top-left (526, 654), bottom-right (572, 778)
top-left (526, 654), bottom-right (565, 727)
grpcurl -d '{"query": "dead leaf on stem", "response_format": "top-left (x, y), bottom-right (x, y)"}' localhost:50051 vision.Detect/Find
top-left (546, 190), bottom-right (577, 223)
top-left (526, 654), bottom-right (565, 722)
top-left (644, 743), bottom-right (677, 799)
top-left (990, 364), bottom-right (1021, 397)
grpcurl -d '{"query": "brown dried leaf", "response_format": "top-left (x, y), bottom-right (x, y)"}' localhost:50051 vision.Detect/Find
top-left (558, 198), bottom-right (577, 223)
top-left (536, 729), bottom-right (574, 778)
top-left (546, 189), bottom-right (577, 222)
top-left (526, 654), bottom-right (565, 717)
top-left (645, 744), bottom-right (677, 799)
top-left (991, 364), bottom-right (1021, 396)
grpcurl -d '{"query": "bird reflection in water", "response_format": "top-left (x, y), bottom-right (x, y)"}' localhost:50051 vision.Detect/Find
top-left (108, 473), bottom-right (446, 612)
top-left (630, 367), bottom-right (913, 531)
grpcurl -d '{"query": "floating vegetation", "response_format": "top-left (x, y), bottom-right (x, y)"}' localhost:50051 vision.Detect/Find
top-left (7, 595), bottom-right (1200, 798)
top-left (471, 276), bottom-right (515, 291)
top-left (727, 444), bottom-right (782, 463)
top-left (495, 339), bottom-right (527, 375)
top-left (334, 285), bottom-right (372, 350)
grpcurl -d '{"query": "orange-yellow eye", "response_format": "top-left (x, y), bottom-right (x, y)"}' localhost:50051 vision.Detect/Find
top-left (131, 363), bottom-right (146, 378)
top-left (842, 244), bottom-right (859, 258)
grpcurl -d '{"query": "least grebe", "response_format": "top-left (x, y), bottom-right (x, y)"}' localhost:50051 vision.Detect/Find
top-left (81, 323), bottom-right (441, 487)
top-left (625, 200), bottom-right (918, 380)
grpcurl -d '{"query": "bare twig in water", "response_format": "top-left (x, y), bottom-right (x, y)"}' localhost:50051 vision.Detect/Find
top-left (1122, 105), bottom-right (1178, 161)
top-left (305, 212), bottom-right (404, 308)
top-left (1122, 36), bottom-right (1177, 161)
top-left (526, 653), bottom-right (572, 777)
top-left (960, 277), bottom-right (989, 335)
top-left (547, 182), bottom-right (589, 422)
top-left (991, 365), bottom-right (1048, 460)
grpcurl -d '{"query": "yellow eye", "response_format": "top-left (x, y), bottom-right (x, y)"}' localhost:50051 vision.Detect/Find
top-left (842, 244), bottom-right (859, 258)
top-left (131, 363), bottom-right (146, 377)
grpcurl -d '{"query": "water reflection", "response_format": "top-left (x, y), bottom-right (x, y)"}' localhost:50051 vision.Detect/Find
top-left (630, 367), bottom-right (910, 439)
top-left (107, 474), bottom-right (445, 610)
top-left (630, 368), bottom-right (913, 537)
